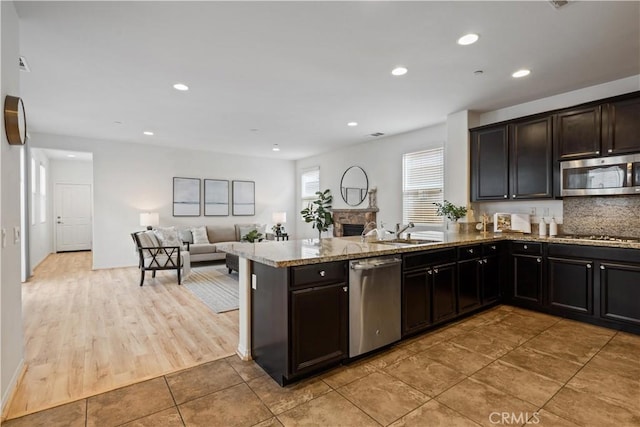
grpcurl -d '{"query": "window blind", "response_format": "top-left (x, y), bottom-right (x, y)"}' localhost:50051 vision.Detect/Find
top-left (301, 167), bottom-right (320, 200)
top-left (402, 148), bottom-right (444, 225)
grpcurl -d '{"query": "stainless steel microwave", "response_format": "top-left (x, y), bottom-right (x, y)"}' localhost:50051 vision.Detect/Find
top-left (560, 154), bottom-right (640, 196)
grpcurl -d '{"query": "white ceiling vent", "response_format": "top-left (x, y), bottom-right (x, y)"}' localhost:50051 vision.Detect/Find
top-left (548, 0), bottom-right (569, 9)
top-left (369, 132), bottom-right (385, 137)
top-left (19, 56), bottom-right (31, 72)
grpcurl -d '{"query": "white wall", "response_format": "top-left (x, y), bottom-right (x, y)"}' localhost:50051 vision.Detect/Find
top-left (28, 149), bottom-right (51, 271)
top-left (296, 123), bottom-right (447, 238)
top-left (1, 0), bottom-right (25, 413)
top-left (29, 133), bottom-right (296, 269)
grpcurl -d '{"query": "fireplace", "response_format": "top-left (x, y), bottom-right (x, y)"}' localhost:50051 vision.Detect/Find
top-left (342, 224), bottom-right (365, 236)
top-left (332, 208), bottom-right (379, 237)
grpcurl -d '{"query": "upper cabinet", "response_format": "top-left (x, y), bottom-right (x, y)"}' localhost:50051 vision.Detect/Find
top-left (470, 117), bottom-right (553, 202)
top-left (602, 97), bottom-right (640, 156)
top-left (555, 106), bottom-right (602, 160)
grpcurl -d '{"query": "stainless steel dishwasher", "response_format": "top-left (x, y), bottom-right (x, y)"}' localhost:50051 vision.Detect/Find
top-left (349, 256), bottom-right (402, 357)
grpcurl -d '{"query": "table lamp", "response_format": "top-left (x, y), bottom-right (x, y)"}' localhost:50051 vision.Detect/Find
top-left (272, 212), bottom-right (287, 236)
top-left (140, 212), bottom-right (159, 230)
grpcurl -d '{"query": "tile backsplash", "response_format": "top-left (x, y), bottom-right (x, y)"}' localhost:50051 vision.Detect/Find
top-left (563, 196), bottom-right (640, 238)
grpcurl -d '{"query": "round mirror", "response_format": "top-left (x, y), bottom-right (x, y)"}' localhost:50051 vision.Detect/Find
top-left (340, 166), bottom-right (368, 206)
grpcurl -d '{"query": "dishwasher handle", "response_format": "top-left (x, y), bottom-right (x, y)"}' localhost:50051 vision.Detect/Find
top-left (351, 257), bottom-right (402, 270)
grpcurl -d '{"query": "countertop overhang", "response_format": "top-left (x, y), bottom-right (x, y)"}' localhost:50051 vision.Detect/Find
top-left (217, 233), bottom-right (640, 268)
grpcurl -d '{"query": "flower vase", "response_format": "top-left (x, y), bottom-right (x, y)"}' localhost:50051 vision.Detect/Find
top-left (448, 219), bottom-right (460, 233)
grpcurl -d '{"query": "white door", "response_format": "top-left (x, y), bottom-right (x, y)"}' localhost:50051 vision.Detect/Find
top-left (55, 183), bottom-right (92, 252)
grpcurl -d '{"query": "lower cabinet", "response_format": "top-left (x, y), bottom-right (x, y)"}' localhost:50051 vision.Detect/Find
top-left (251, 260), bottom-right (348, 385)
top-left (600, 262), bottom-right (640, 327)
top-left (482, 255), bottom-right (501, 303)
top-left (547, 256), bottom-right (593, 314)
top-left (431, 263), bottom-right (457, 323)
top-left (403, 269), bottom-right (432, 334)
top-left (510, 242), bottom-right (544, 308)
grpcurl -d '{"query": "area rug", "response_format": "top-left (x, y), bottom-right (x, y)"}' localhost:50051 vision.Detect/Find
top-left (183, 265), bottom-right (239, 313)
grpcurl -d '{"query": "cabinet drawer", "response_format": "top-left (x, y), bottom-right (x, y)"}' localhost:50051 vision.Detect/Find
top-left (403, 248), bottom-right (456, 271)
top-left (511, 241), bottom-right (542, 255)
top-left (291, 262), bottom-right (346, 288)
top-left (483, 243), bottom-right (501, 255)
top-left (458, 245), bottom-right (482, 260)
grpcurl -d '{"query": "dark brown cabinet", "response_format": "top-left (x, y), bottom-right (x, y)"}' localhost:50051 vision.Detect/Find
top-left (599, 262), bottom-right (640, 327)
top-left (470, 117), bottom-right (553, 202)
top-left (482, 244), bottom-right (503, 304)
top-left (547, 256), bottom-right (594, 314)
top-left (457, 245), bottom-right (482, 313)
top-left (470, 126), bottom-right (509, 201)
top-left (555, 106), bottom-right (602, 160)
top-left (402, 249), bottom-right (456, 336)
top-left (251, 260), bottom-right (348, 385)
top-left (511, 242), bottom-right (544, 308)
top-left (509, 117), bottom-right (554, 199)
top-left (291, 281), bottom-right (348, 375)
top-left (603, 97), bottom-right (640, 156)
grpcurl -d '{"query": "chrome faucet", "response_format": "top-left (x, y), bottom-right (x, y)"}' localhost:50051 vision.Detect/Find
top-left (361, 221), bottom-right (377, 242)
top-left (395, 222), bottom-right (414, 238)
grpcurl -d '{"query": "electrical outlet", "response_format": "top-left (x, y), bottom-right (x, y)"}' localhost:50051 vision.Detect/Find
top-left (251, 273), bottom-right (257, 290)
top-left (529, 207), bottom-right (537, 216)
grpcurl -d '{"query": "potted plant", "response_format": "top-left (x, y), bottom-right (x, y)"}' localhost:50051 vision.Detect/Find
top-left (434, 200), bottom-right (467, 232)
top-left (242, 229), bottom-right (263, 243)
top-left (300, 189), bottom-right (333, 241)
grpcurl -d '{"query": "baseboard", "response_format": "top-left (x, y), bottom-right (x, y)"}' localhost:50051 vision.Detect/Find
top-left (1, 358), bottom-right (25, 421)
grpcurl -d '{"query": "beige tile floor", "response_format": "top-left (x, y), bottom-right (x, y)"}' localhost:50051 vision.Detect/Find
top-left (4, 305), bottom-right (639, 427)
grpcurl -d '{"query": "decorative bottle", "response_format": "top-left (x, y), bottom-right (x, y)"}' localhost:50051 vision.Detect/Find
top-left (549, 217), bottom-right (558, 237)
top-left (539, 218), bottom-right (547, 237)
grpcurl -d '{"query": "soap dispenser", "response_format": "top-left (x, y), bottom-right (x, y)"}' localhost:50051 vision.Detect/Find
top-left (539, 218), bottom-right (547, 237)
top-left (549, 217), bottom-right (558, 237)
top-left (377, 222), bottom-right (387, 241)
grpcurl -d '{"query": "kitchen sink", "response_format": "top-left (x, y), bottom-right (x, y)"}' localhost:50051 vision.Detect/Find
top-left (375, 238), bottom-right (441, 246)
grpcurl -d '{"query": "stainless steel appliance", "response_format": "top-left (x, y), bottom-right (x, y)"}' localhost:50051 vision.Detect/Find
top-left (349, 256), bottom-right (402, 358)
top-left (560, 153), bottom-right (640, 196)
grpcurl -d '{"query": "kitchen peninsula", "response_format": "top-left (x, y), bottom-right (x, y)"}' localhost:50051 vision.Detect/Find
top-left (219, 233), bottom-right (640, 385)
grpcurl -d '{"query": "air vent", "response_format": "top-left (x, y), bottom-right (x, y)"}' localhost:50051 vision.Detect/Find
top-left (548, 0), bottom-right (569, 9)
top-left (369, 132), bottom-right (385, 137)
top-left (19, 56), bottom-right (30, 72)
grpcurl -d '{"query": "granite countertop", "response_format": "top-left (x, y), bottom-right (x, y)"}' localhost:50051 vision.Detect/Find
top-left (218, 232), bottom-right (640, 268)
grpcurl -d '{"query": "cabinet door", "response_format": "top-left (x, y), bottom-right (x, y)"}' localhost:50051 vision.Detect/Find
top-left (432, 262), bottom-right (457, 323)
top-left (470, 126), bottom-right (509, 201)
top-left (512, 254), bottom-right (543, 306)
top-left (603, 97), bottom-right (640, 156)
top-left (600, 262), bottom-right (640, 326)
top-left (547, 257), bottom-right (593, 314)
top-left (402, 270), bottom-right (431, 335)
top-left (509, 117), bottom-right (554, 199)
top-left (457, 258), bottom-right (481, 313)
top-left (556, 106), bottom-right (602, 160)
top-left (482, 255), bottom-right (501, 304)
top-left (290, 282), bottom-right (348, 375)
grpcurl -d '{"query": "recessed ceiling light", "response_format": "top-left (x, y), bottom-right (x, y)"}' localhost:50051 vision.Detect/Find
top-left (347, 122), bottom-right (358, 127)
top-left (457, 33), bottom-right (479, 46)
top-left (67, 154), bottom-right (76, 158)
top-left (391, 67), bottom-right (408, 76)
top-left (173, 83), bottom-right (189, 91)
top-left (143, 131), bottom-right (154, 136)
top-left (272, 144), bottom-right (280, 152)
top-left (512, 69), bottom-right (531, 78)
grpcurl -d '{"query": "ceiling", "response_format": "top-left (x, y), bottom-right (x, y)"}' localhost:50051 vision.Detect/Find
top-left (15, 1), bottom-right (640, 160)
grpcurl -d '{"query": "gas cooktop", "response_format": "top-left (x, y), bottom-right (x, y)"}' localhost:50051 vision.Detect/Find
top-left (556, 235), bottom-right (640, 243)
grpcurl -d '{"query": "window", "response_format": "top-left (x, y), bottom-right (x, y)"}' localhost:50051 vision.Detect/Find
top-left (402, 147), bottom-right (444, 226)
top-left (39, 163), bottom-right (47, 223)
top-left (301, 166), bottom-right (320, 200)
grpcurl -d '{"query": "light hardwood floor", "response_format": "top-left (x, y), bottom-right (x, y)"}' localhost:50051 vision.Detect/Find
top-left (4, 251), bottom-right (239, 420)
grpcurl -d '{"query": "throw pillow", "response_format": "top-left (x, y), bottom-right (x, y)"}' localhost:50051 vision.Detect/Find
top-left (178, 228), bottom-right (193, 244)
top-left (153, 226), bottom-right (182, 247)
top-left (191, 226), bottom-right (210, 244)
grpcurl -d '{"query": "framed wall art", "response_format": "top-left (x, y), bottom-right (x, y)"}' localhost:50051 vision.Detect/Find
top-left (173, 177), bottom-right (201, 216)
top-left (232, 180), bottom-right (255, 216)
top-left (204, 179), bottom-right (229, 216)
